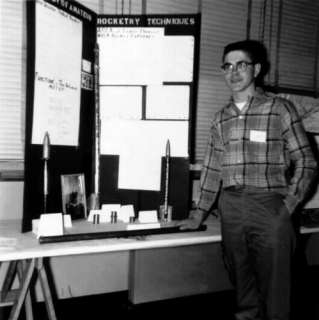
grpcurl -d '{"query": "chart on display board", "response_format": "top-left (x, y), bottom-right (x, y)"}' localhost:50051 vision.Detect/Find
top-left (97, 15), bottom-right (200, 197)
top-left (96, 15), bottom-right (201, 219)
top-left (32, 0), bottom-right (83, 146)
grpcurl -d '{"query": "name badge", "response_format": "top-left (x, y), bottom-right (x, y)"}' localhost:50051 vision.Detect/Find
top-left (250, 130), bottom-right (266, 143)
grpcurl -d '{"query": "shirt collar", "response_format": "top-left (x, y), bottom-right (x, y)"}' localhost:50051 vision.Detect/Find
top-left (227, 87), bottom-right (270, 113)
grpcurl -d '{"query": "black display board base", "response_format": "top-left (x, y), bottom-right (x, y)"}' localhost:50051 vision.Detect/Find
top-left (39, 224), bottom-right (207, 244)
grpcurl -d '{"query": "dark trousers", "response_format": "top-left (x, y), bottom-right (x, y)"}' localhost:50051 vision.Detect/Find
top-left (219, 188), bottom-right (296, 320)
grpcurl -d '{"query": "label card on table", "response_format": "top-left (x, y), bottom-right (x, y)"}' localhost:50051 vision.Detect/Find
top-left (37, 213), bottom-right (64, 238)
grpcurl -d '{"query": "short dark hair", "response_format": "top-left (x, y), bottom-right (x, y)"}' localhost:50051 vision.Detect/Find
top-left (222, 40), bottom-right (270, 86)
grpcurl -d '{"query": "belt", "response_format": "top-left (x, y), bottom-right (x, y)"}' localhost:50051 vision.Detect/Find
top-left (223, 185), bottom-right (246, 192)
top-left (223, 185), bottom-right (266, 193)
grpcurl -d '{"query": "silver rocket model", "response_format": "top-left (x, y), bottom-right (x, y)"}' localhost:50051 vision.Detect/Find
top-left (164, 139), bottom-right (170, 221)
top-left (42, 131), bottom-right (50, 213)
top-left (90, 42), bottom-right (101, 210)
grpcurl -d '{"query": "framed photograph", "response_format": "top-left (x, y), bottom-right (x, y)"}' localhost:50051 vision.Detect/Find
top-left (61, 173), bottom-right (87, 220)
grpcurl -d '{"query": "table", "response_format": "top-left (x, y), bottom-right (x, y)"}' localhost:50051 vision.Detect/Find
top-left (2, 215), bottom-right (316, 320)
top-left (0, 217), bottom-right (222, 320)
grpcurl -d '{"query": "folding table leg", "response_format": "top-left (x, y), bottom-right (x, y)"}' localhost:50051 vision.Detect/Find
top-left (1, 261), bottom-right (17, 302)
top-left (17, 261), bottom-right (34, 320)
top-left (9, 259), bottom-right (35, 320)
top-left (36, 258), bottom-right (57, 320)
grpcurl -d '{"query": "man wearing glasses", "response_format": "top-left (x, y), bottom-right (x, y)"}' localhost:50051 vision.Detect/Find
top-left (178, 40), bottom-right (317, 320)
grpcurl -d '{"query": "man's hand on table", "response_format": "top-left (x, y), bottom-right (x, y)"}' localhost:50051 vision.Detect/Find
top-left (176, 209), bottom-right (206, 230)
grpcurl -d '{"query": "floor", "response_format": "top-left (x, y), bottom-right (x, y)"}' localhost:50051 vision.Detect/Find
top-left (1, 290), bottom-right (236, 320)
top-left (1, 267), bottom-right (319, 320)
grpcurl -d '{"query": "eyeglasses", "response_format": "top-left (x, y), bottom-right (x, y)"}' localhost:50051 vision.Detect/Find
top-left (221, 61), bottom-right (254, 74)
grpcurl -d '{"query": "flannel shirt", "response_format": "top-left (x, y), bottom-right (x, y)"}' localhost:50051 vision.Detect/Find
top-left (197, 90), bottom-right (317, 214)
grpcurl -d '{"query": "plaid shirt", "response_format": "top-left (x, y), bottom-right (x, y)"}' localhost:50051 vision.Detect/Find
top-left (197, 90), bottom-right (317, 214)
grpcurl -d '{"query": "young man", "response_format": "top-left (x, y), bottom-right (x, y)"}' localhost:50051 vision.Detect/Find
top-left (178, 40), bottom-right (317, 320)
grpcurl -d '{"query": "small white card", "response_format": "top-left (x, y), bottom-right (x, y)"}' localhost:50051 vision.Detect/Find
top-left (88, 209), bottom-right (102, 222)
top-left (33, 215), bottom-right (72, 235)
top-left (101, 204), bottom-right (121, 214)
top-left (88, 204), bottom-right (136, 223)
top-left (126, 222), bottom-right (160, 230)
top-left (119, 205), bottom-right (135, 223)
top-left (37, 213), bottom-right (64, 238)
top-left (138, 210), bottom-right (158, 223)
top-left (82, 59), bottom-right (92, 73)
top-left (63, 215), bottom-right (72, 228)
top-left (99, 211), bottom-right (111, 223)
top-left (101, 204), bottom-right (121, 222)
top-left (250, 130), bottom-right (266, 143)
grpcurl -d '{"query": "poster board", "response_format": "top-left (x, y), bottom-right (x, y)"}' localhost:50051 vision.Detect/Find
top-left (22, 0), bottom-right (97, 232)
top-left (22, 10), bottom-right (200, 231)
top-left (97, 15), bottom-right (201, 219)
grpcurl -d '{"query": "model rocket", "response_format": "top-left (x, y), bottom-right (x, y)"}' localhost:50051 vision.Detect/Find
top-left (42, 131), bottom-right (50, 213)
top-left (164, 139), bottom-right (170, 221)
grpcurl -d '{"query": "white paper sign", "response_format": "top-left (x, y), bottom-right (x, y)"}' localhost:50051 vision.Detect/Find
top-left (146, 85), bottom-right (190, 119)
top-left (98, 27), bottom-right (164, 85)
top-left (100, 119), bottom-right (188, 191)
top-left (32, 0), bottom-right (83, 146)
top-left (250, 130), bottom-right (267, 143)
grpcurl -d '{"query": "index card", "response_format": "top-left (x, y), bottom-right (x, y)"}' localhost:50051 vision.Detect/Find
top-left (0, 237), bottom-right (18, 248)
top-left (119, 205), bottom-right (135, 223)
top-left (88, 210), bottom-right (101, 222)
top-left (126, 223), bottom-right (160, 230)
top-left (63, 215), bottom-right (72, 228)
top-left (37, 213), bottom-right (64, 238)
top-left (101, 204), bottom-right (121, 213)
top-left (82, 59), bottom-right (91, 73)
top-left (138, 210), bottom-right (159, 223)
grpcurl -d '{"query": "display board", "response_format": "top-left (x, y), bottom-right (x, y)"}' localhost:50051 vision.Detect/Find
top-left (22, 9), bottom-right (200, 232)
top-left (97, 15), bottom-right (201, 219)
top-left (22, 0), bottom-right (97, 232)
